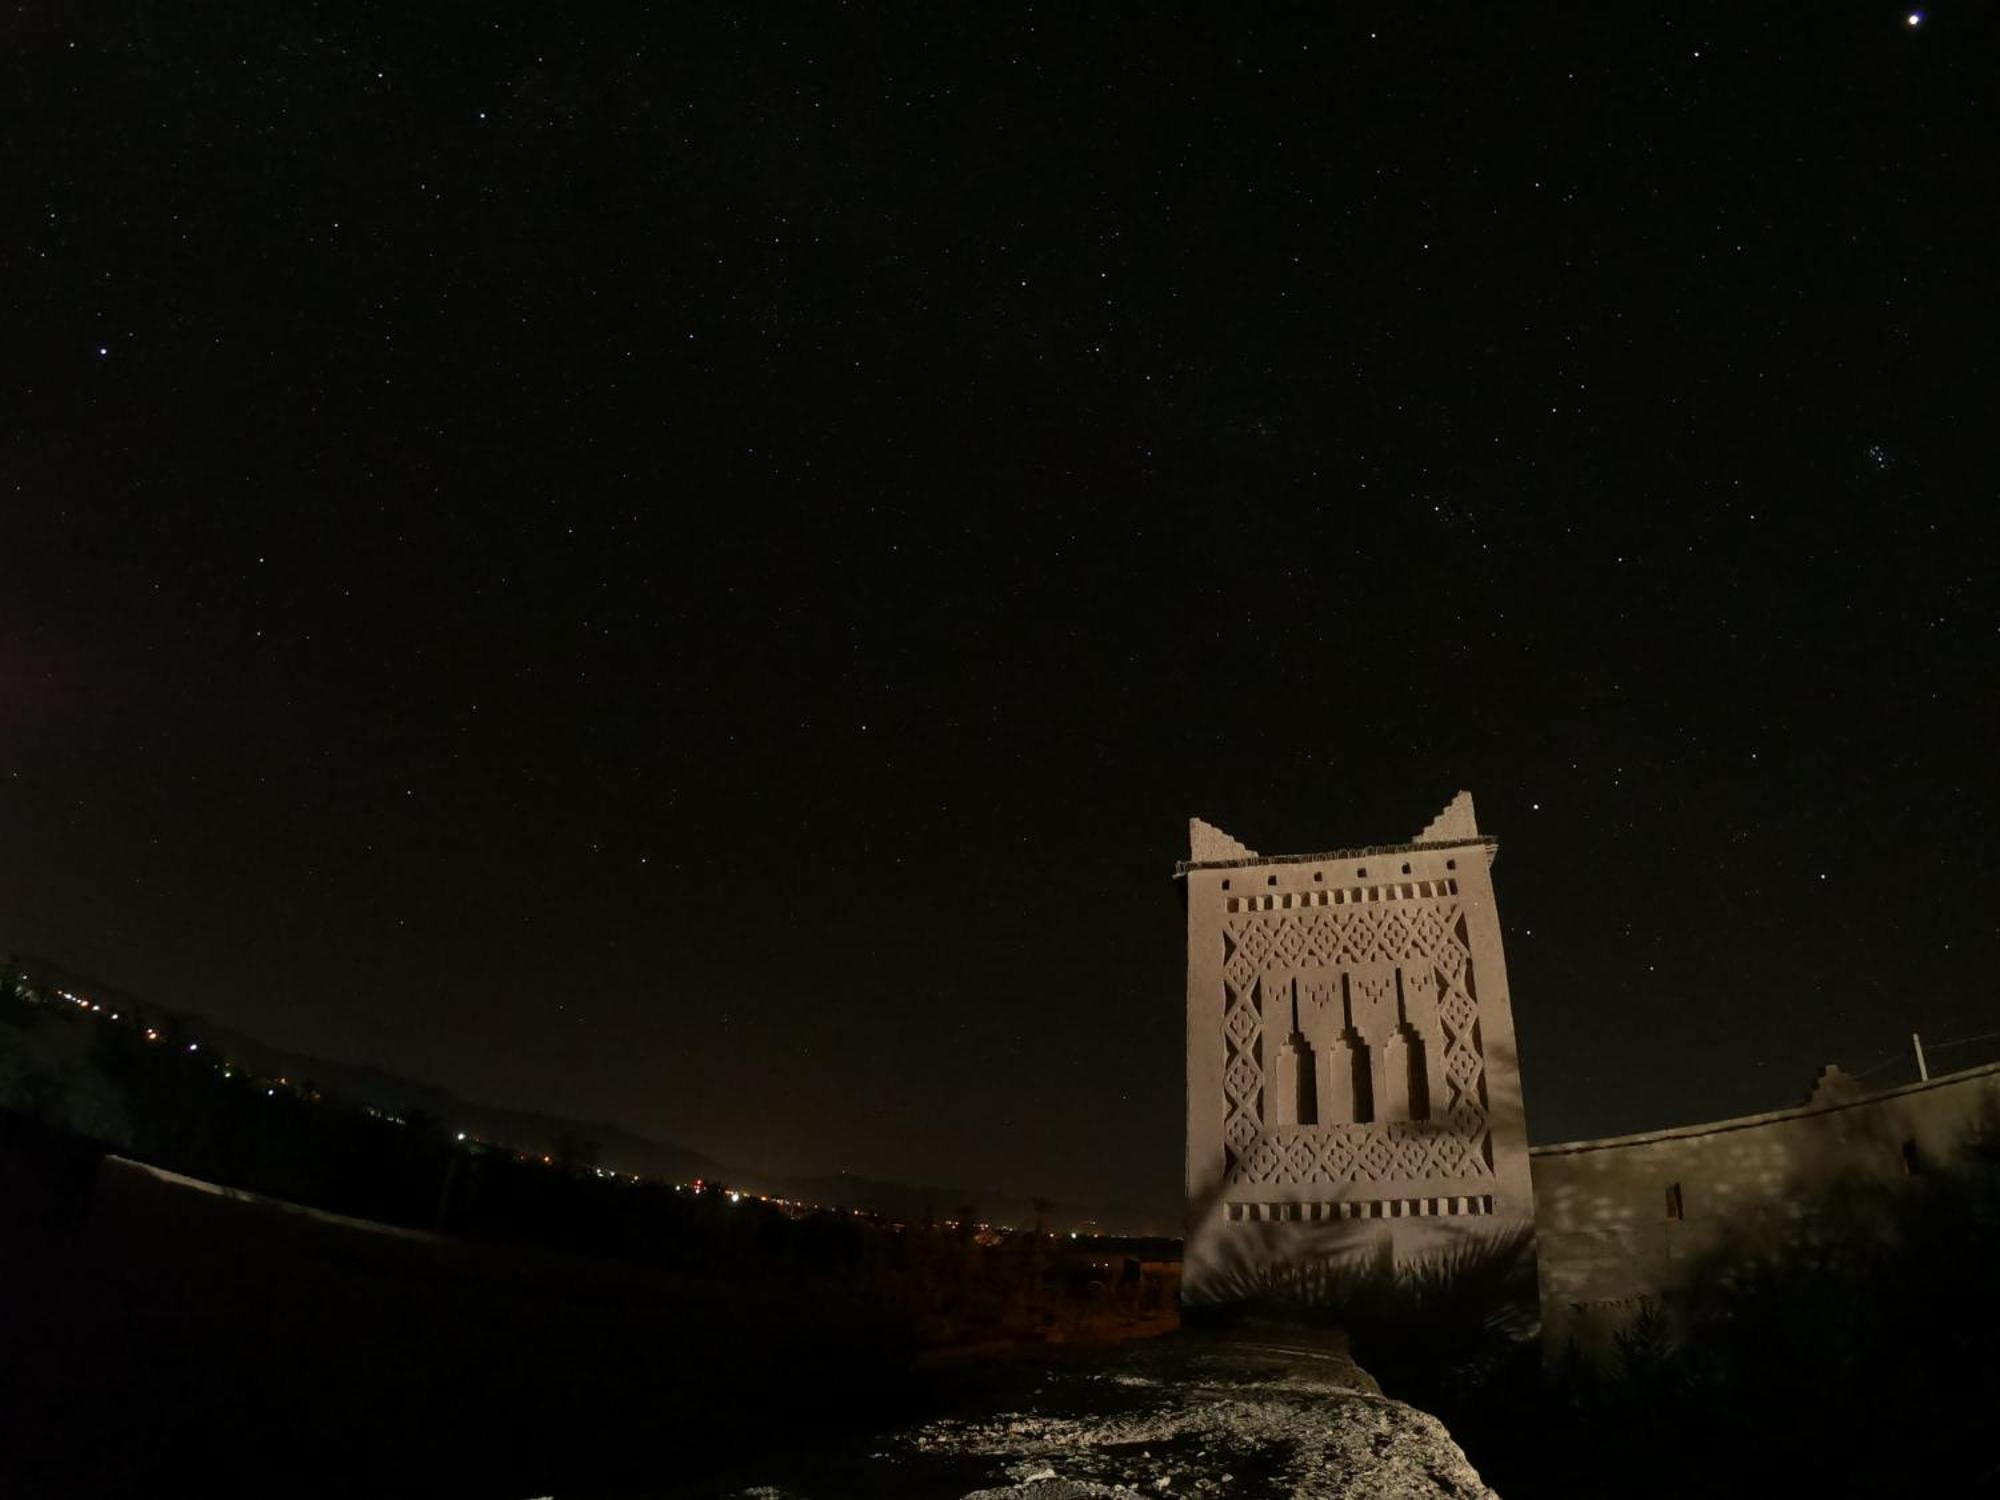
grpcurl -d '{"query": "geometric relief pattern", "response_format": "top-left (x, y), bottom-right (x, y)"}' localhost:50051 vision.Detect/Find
top-left (1220, 968), bottom-right (1263, 1178)
top-left (1225, 1051), bottom-right (1262, 1103)
top-left (1221, 896), bottom-right (1491, 1187)
top-left (1230, 1123), bottom-right (1495, 1186)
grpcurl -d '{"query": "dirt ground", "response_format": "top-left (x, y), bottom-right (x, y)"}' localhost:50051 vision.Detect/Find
top-left (676, 1329), bottom-right (1498, 1500)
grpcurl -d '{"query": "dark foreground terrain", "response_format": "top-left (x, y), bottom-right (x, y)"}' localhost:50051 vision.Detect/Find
top-left (1, 1121), bottom-right (1489, 1499)
top-left (1, 1134), bottom-right (925, 1499)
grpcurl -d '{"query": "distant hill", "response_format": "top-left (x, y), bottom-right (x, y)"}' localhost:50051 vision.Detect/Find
top-left (6, 954), bottom-right (1174, 1235)
top-left (149, 1015), bottom-right (732, 1184)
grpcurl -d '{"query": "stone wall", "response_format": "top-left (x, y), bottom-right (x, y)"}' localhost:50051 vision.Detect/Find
top-left (1179, 794), bottom-right (1537, 1303)
top-left (1531, 1060), bottom-right (2000, 1349)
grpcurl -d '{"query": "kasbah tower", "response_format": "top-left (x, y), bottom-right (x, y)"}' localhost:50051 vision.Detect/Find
top-left (1177, 792), bottom-right (1536, 1303)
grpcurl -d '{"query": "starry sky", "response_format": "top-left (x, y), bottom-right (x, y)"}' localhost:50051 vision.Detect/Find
top-left (4, 3), bottom-right (1994, 1224)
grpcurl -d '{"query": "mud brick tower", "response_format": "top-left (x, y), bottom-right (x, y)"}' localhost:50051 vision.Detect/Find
top-left (1178, 793), bottom-right (1535, 1303)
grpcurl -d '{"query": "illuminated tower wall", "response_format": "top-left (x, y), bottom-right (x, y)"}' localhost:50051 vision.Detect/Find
top-left (1179, 793), bottom-right (1536, 1304)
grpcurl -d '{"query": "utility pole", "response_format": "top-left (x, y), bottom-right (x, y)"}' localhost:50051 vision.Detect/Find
top-left (1912, 1031), bottom-right (1930, 1082)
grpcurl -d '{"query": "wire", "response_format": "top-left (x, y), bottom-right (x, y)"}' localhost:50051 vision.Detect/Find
top-left (1850, 1026), bottom-right (2000, 1079)
top-left (1923, 1028), bottom-right (2000, 1052)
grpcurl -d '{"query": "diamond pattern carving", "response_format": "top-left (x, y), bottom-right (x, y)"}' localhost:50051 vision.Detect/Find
top-left (1227, 1123), bottom-right (1495, 1188)
top-left (1408, 905), bottom-right (1448, 958)
top-left (1225, 1111), bottom-right (1259, 1152)
top-left (1339, 908), bottom-right (1380, 963)
top-left (1225, 1053), bottom-right (1260, 1103)
top-left (1446, 1043), bottom-right (1483, 1089)
top-left (1356, 1135), bottom-right (1396, 1180)
top-left (1223, 945), bottom-right (1259, 993)
top-left (1429, 1132), bottom-right (1470, 1176)
top-left (1232, 920), bottom-right (1275, 969)
top-left (1439, 986), bottom-right (1476, 1036)
top-left (1280, 1136), bottom-right (1317, 1180)
top-left (1433, 938), bottom-right (1466, 982)
top-left (1317, 1133), bottom-right (1357, 1180)
top-left (1244, 1136), bottom-right (1282, 1180)
top-left (1397, 1132), bottom-right (1438, 1179)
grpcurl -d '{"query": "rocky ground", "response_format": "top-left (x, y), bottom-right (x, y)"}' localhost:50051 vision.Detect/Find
top-left (687, 1330), bottom-right (1497, 1499)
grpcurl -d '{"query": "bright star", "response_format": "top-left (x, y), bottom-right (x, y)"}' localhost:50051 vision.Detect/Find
top-left (1906, 11), bottom-right (1923, 25)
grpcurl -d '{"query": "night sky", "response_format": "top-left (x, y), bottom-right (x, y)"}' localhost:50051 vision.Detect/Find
top-left (5, 4), bottom-right (1994, 1225)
